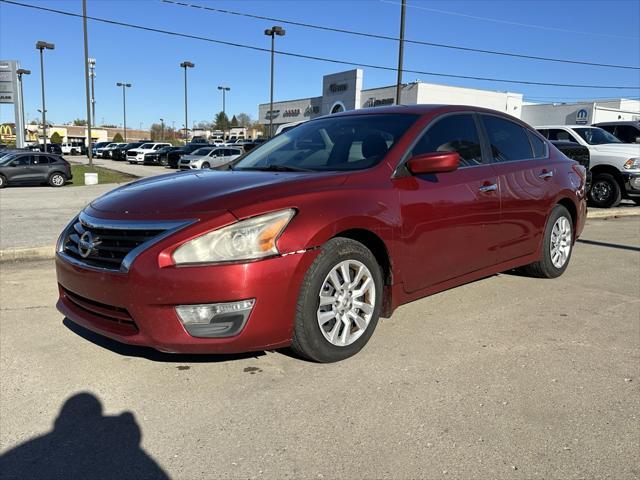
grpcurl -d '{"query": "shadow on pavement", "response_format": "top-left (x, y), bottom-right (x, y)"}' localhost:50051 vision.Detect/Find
top-left (576, 238), bottom-right (640, 252)
top-left (0, 392), bottom-right (169, 480)
top-left (63, 318), bottom-right (266, 363)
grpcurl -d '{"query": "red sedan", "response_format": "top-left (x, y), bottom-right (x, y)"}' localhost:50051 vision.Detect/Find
top-left (56, 105), bottom-right (587, 362)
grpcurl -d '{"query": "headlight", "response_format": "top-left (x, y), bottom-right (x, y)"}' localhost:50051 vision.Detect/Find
top-left (172, 209), bottom-right (295, 265)
top-left (623, 158), bottom-right (640, 170)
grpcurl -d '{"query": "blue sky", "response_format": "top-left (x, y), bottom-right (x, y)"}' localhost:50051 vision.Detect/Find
top-left (1, 0), bottom-right (639, 128)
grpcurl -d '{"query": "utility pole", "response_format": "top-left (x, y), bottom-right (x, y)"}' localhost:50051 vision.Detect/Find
top-left (82, 0), bottom-right (94, 167)
top-left (395, 0), bottom-right (406, 106)
top-left (35, 41), bottom-right (54, 151)
top-left (264, 26), bottom-right (285, 138)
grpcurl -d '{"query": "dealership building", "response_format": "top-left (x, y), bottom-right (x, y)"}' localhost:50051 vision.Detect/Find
top-left (258, 69), bottom-right (524, 129)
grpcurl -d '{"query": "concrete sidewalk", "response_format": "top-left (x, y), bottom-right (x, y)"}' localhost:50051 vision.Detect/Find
top-left (69, 155), bottom-right (169, 178)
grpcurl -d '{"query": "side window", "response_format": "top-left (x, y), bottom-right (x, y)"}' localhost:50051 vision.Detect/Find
top-left (480, 115), bottom-right (533, 162)
top-left (526, 130), bottom-right (547, 159)
top-left (14, 156), bottom-right (31, 166)
top-left (548, 129), bottom-right (579, 143)
top-left (411, 114), bottom-right (483, 167)
top-left (32, 156), bottom-right (50, 165)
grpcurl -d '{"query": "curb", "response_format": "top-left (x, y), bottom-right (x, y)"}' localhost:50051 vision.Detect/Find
top-left (0, 246), bottom-right (56, 263)
top-left (0, 209), bottom-right (637, 264)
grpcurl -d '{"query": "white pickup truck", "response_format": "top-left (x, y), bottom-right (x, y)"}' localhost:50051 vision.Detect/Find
top-left (126, 142), bottom-right (171, 164)
top-left (537, 125), bottom-right (640, 208)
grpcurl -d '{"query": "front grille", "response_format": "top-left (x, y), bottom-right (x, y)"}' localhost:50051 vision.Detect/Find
top-left (62, 217), bottom-right (165, 271)
top-left (62, 287), bottom-right (138, 332)
top-left (127, 150), bottom-right (137, 157)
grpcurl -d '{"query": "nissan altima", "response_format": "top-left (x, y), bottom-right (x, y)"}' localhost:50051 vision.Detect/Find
top-left (55, 105), bottom-right (587, 362)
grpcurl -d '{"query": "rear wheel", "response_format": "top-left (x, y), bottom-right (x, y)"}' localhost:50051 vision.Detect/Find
top-left (291, 238), bottom-right (383, 363)
top-left (0, 175), bottom-right (6, 188)
top-left (521, 204), bottom-right (573, 278)
top-left (49, 172), bottom-right (66, 187)
top-left (588, 173), bottom-right (622, 208)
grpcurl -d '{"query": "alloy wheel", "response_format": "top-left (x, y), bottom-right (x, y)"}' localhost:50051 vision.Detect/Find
top-left (550, 216), bottom-right (572, 268)
top-left (316, 260), bottom-right (376, 347)
top-left (591, 180), bottom-right (611, 203)
top-left (51, 174), bottom-right (65, 186)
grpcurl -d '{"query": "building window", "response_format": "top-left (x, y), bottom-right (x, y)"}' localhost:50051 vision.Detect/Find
top-left (330, 102), bottom-right (345, 114)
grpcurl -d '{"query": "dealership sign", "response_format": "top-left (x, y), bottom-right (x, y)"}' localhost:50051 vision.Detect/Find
top-left (575, 109), bottom-right (589, 124)
top-left (328, 83), bottom-right (348, 94)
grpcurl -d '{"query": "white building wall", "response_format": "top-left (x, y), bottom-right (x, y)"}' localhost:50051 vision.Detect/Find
top-left (416, 83), bottom-right (523, 118)
top-left (521, 100), bottom-right (640, 126)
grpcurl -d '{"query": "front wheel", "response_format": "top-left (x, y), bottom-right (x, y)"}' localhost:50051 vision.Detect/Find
top-left (588, 173), bottom-right (622, 208)
top-left (291, 238), bottom-right (383, 363)
top-left (521, 204), bottom-right (573, 278)
top-left (201, 162), bottom-right (210, 169)
top-left (49, 172), bottom-right (66, 187)
top-left (0, 174), bottom-right (6, 188)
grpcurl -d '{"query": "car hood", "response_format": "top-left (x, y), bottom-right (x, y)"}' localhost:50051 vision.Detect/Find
top-left (589, 144), bottom-right (640, 156)
top-left (88, 170), bottom-right (348, 216)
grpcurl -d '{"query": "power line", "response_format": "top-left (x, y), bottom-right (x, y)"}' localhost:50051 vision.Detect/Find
top-left (2, 0), bottom-right (639, 92)
top-left (380, 0), bottom-right (640, 41)
top-left (161, 0), bottom-right (640, 70)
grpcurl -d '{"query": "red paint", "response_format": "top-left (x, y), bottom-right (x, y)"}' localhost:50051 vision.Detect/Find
top-left (56, 105), bottom-right (586, 354)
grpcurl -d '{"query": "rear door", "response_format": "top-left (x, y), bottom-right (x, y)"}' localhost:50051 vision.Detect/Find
top-left (479, 114), bottom-right (557, 263)
top-left (396, 113), bottom-right (501, 293)
top-left (29, 155), bottom-right (51, 182)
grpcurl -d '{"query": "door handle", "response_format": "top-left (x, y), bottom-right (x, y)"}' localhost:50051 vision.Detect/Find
top-left (478, 183), bottom-right (498, 192)
top-left (538, 170), bottom-right (554, 179)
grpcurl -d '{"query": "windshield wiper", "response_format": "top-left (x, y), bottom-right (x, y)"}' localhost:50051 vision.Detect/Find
top-left (237, 165), bottom-right (314, 172)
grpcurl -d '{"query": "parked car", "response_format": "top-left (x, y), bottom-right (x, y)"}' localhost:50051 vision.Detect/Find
top-left (95, 143), bottom-right (116, 158)
top-left (593, 121), bottom-right (640, 144)
top-left (537, 125), bottom-right (640, 207)
top-left (126, 143), bottom-right (172, 164)
top-left (178, 147), bottom-right (243, 170)
top-left (91, 141), bottom-right (110, 157)
top-left (0, 151), bottom-right (72, 188)
top-left (235, 141), bottom-right (259, 153)
top-left (550, 140), bottom-right (591, 191)
top-left (166, 143), bottom-right (206, 169)
top-left (30, 143), bottom-right (63, 155)
top-left (55, 105), bottom-right (587, 362)
top-left (110, 142), bottom-right (140, 161)
top-left (102, 143), bottom-right (127, 159)
top-left (143, 146), bottom-right (181, 166)
top-left (189, 136), bottom-right (208, 144)
top-left (61, 142), bottom-right (85, 156)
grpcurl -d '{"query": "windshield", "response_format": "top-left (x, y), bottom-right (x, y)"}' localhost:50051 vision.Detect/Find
top-left (192, 147), bottom-right (213, 156)
top-left (573, 127), bottom-right (622, 145)
top-left (234, 114), bottom-right (419, 172)
top-left (140, 143), bottom-right (155, 149)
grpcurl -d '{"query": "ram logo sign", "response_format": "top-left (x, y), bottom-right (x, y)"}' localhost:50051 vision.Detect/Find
top-left (576, 109), bottom-right (589, 125)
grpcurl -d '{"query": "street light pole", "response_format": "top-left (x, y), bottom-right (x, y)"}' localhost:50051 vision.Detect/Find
top-left (217, 85), bottom-right (230, 117)
top-left (35, 41), bottom-right (54, 151)
top-left (16, 69), bottom-right (30, 148)
top-left (88, 58), bottom-right (96, 127)
top-left (264, 26), bottom-right (285, 138)
top-left (116, 82), bottom-right (131, 141)
top-left (180, 61), bottom-right (194, 142)
top-left (160, 118), bottom-right (165, 141)
top-left (82, 0), bottom-right (94, 167)
top-left (395, 0), bottom-right (406, 106)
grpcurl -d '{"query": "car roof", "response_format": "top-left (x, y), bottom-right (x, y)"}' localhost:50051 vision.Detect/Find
top-left (535, 125), bottom-right (599, 129)
top-left (593, 121), bottom-right (640, 126)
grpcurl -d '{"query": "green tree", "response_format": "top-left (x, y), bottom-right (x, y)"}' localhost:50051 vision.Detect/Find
top-left (112, 132), bottom-right (124, 142)
top-left (50, 132), bottom-right (63, 144)
top-left (72, 119), bottom-right (88, 126)
top-left (230, 115), bottom-right (238, 128)
top-left (214, 111), bottom-right (230, 131)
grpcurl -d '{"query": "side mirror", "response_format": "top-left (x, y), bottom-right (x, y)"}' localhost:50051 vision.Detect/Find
top-left (406, 151), bottom-right (460, 175)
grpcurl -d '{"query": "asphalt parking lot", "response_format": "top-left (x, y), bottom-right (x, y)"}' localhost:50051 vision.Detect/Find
top-left (0, 216), bottom-right (638, 479)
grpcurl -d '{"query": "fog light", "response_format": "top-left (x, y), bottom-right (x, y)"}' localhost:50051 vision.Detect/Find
top-left (630, 176), bottom-right (640, 190)
top-left (176, 299), bottom-right (255, 338)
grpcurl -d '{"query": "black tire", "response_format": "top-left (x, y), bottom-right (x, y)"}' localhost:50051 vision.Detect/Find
top-left (160, 157), bottom-right (168, 167)
top-left (291, 238), bottom-right (383, 363)
top-left (588, 173), bottom-right (622, 208)
top-left (48, 172), bottom-right (66, 188)
top-left (0, 174), bottom-right (6, 188)
top-left (520, 204), bottom-right (573, 279)
top-left (201, 162), bottom-right (210, 169)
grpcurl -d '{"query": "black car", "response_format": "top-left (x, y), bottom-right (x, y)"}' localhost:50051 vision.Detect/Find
top-left (0, 151), bottom-right (72, 188)
top-left (30, 143), bottom-right (63, 155)
top-left (593, 121), bottom-right (640, 144)
top-left (550, 140), bottom-right (592, 191)
top-left (166, 143), bottom-right (207, 168)
top-left (143, 146), bottom-right (180, 166)
top-left (111, 142), bottom-right (145, 161)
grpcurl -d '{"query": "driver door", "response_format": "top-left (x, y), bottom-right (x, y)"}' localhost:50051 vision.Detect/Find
top-left (395, 113), bottom-right (501, 293)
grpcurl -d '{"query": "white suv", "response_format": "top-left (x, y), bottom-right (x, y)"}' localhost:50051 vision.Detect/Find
top-left (127, 143), bottom-right (171, 164)
top-left (178, 147), bottom-right (243, 170)
top-left (537, 125), bottom-right (640, 208)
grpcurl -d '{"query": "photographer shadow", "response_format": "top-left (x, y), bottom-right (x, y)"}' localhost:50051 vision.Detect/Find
top-left (0, 392), bottom-right (169, 480)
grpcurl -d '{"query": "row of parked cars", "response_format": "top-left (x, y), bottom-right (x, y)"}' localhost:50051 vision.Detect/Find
top-left (91, 138), bottom-right (266, 170)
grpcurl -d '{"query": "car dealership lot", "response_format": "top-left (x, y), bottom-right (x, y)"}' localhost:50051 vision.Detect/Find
top-left (1, 217), bottom-right (638, 479)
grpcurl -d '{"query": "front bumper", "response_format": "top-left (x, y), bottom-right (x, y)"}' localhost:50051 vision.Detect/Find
top-left (622, 172), bottom-right (640, 197)
top-left (56, 245), bottom-right (318, 354)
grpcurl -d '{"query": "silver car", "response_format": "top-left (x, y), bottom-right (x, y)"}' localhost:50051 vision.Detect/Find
top-left (179, 147), bottom-right (243, 170)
